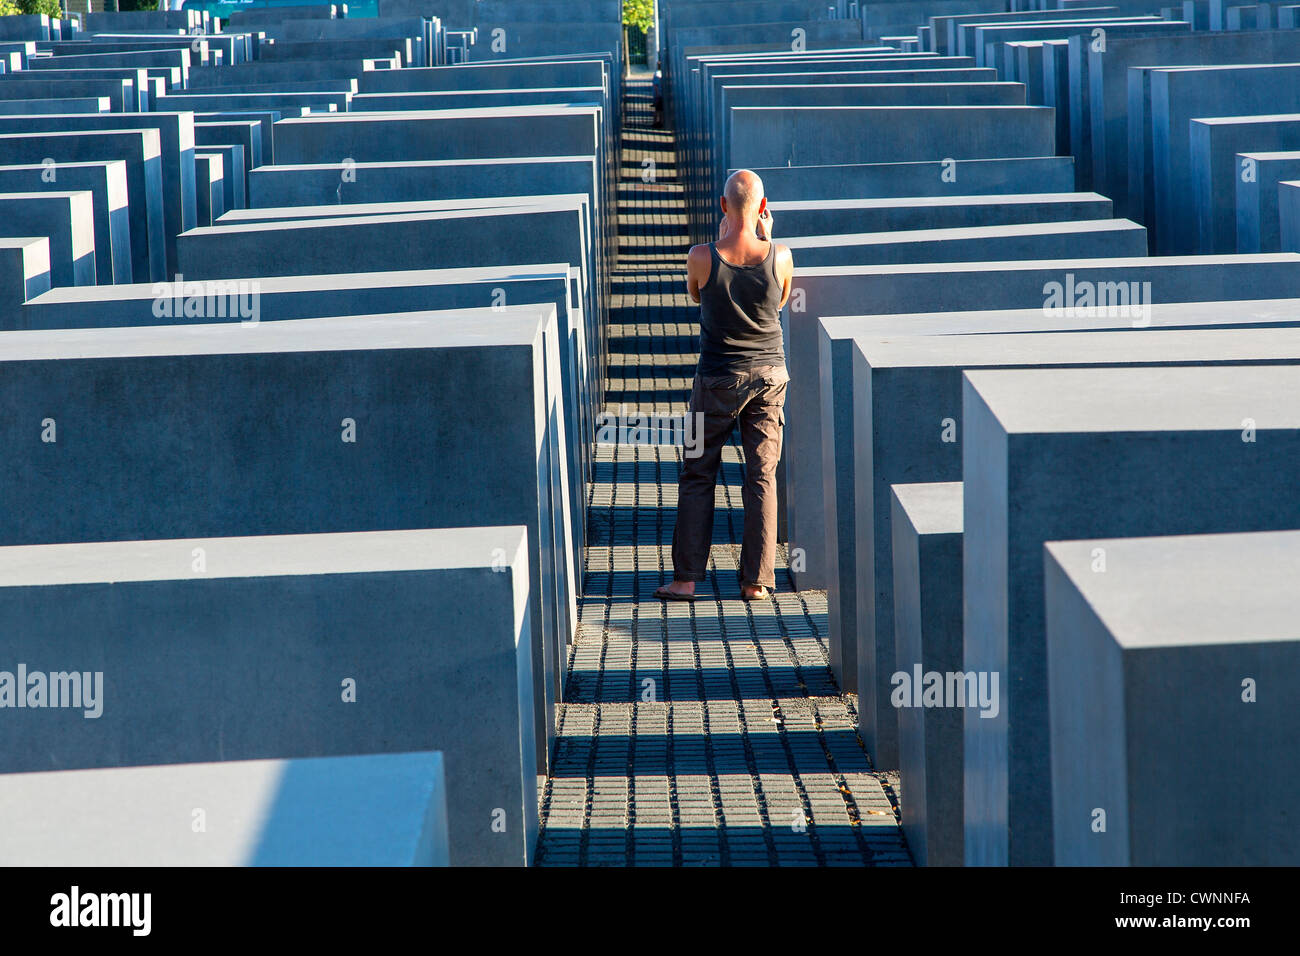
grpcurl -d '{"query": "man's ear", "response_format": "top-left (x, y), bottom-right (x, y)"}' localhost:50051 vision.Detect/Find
top-left (720, 196), bottom-right (728, 216)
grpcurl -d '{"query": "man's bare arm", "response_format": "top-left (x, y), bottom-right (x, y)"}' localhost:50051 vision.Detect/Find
top-left (686, 243), bottom-right (710, 302)
top-left (775, 244), bottom-right (794, 310)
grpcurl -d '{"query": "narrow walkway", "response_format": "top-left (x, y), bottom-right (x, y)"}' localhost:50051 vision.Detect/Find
top-left (535, 77), bottom-right (911, 867)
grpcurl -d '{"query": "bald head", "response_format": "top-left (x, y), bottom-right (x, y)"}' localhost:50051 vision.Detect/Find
top-left (723, 169), bottom-right (764, 219)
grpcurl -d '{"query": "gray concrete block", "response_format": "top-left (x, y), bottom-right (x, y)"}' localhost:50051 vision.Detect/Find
top-left (784, 218), bottom-right (1146, 267)
top-left (1236, 151), bottom-right (1300, 253)
top-left (158, 90), bottom-right (351, 115)
top-left (195, 121), bottom-right (261, 200)
top-left (355, 59), bottom-right (606, 93)
top-left (1089, 32), bottom-right (1300, 217)
top-left (846, 322), bottom-right (1300, 777)
top-left (247, 155), bottom-right (598, 210)
top-left (351, 86), bottom-right (603, 110)
top-left (718, 80), bottom-right (1027, 188)
top-left (963, 364), bottom-right (1300, 866)
top-left (784, 228), bottom-right (1148, 598)
top-left (1063, 23), bottom-right (1197, 191)
top-left (0, 96), bottom-right (109, 114)
top-left (272, 105), bottom-right (601, 165)
top-left (785, 252), bottom-right (1300, 593)
top-left (0, 160), bottom-right (131, 285)
top-left (0, 111), bottom-right (195, 279)
top-left (746, 156), bottom-right (1076, 201)
top-left (1046, 530), bottom-right (1300, 866)
top-left (0, 190), bottom-right (95, 286)
top-left (769, 192), bottom-right (1113, 238)
top-left (930, 7), bottom-right (1121, 56)
top-left (1150, 64), bottom-right (1300, 253)
top-left (260, 38), bottom-right (419, 67)
top-left (463, 21), bottom-right (622, 60)
top-left (0, 74), bottom-right (135, 112)
top-left (199, 143), bottom-right (245, 214)
top-left (1190, 115), bottom-right (1300, 253)
top-left (196, 110), bottom-right (281, 169)
top-left (0, 527), bottom-right (534, 866)
top-left (194, 152), bottom-right (225, 228)
top-left (0, 751), bottom-right (452, 866)
top-left (1041, 40), bottom-right (1071, 158)
top-left (0, 15), bottom-right (51, 43)
top-left (186, 59), bottom-right (383, 89)
top-left (0, 308), bottom-right (569, 782)
top-left (82, 10), bottom-right (204, 32)
top-left (727, 104), bottom-right (1056, 171)
top-left (891, 481), bottom-right (964, 867)
top-left (0, 235), bottom-right (49, 310)
top-left (1280, 180), bottom-right (1300, 251)
top-left (175, 199), bottom-right (597, 351)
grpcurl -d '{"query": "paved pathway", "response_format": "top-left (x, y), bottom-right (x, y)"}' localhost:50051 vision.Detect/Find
top-left (535, 76), bottom-right (912, 867)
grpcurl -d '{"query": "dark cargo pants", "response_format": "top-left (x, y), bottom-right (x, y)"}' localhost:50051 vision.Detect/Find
top-left (671, 363), bottom-right (789, 589)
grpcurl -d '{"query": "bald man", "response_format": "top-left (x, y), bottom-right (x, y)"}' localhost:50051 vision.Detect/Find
top-left (656, 169), bottom-right (795, 602)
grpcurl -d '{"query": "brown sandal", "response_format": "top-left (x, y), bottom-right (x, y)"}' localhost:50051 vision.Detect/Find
top-left (741, 585), bottom-right (772, 601)
top-left (654, 585), bottom-right (695, 601)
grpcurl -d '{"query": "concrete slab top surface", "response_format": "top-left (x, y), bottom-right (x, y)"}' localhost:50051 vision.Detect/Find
top-left (1194, 113), bottom-right (1300, 126)
top-left (1149, 61), bottom-right (1300, 74)
top-left (0, 750), bottom-right (450, 867)
top-left (784, 218), bottom-right (1133, 247)
top-left (825, 298), bottom-right (1300, 331)
top-left (274, 103), bottom-right (600, 124)
top-left (184, 201), bottom-right (581, 236)
top-left (0, 127), bottom-right (162, 160)
top-left (0, 236), bottom-right (48, 249)
top-left (218, 193), bottom-right (587, 222)
top-left (966, 364), bottom-right (1300, 433)
top-left (891, 481), bottom-right (963, 536)
top-left (0, 304), bottom-right (552, 360)
top-left (769, 192), bottom-right (1107, 211)
top-left (857, 325), bottom-right (1300, 367)
top-left (793, 252), bottom-right (1300, 277)
top-left (0, 189), bottom-right (91, 201)
top-left (29, 263), bottom-right (574, 303)
top-left (257, 155), bottom-right (594, 171)
top-left (358, 86), bottom-right (604, 95)
top-left (730, 104), bottom-right (1050, 114)
top-left (1047, 531), bottom-right (1300, 648)
top-left (0, 526), bottom-right (528, 586)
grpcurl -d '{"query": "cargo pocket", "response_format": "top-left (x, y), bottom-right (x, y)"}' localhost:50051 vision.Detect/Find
top-left (698, 372), bottom-right (744, 419)
top-left (754, 365), bottom-right (789, 409)
top-left (701, 372), bottom-right (744, 390)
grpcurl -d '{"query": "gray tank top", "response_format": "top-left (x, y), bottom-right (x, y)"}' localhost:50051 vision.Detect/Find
top-left (697, 240), bottom-right (786, 376)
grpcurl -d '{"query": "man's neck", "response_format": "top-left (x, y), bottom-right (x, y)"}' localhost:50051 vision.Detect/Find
top-left (723, 215), bottom-right (758, 238)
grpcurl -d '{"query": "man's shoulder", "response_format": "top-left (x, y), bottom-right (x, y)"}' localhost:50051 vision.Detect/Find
top-left (687, 242), bottom-right (713, 267)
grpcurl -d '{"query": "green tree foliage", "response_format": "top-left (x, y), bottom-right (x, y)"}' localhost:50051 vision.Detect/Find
top-left (623, 0), bottom-right (652, 33)
top-left (0, 0), bottom-right (22, 14)
top-left (16, 0), bottom-right (63, 16)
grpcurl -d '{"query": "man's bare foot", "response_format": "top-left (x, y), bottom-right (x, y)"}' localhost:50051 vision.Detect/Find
top-left (654, 581), bottom-right (696, 601)
top-left (741, 584), bottom-right (772, 601)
